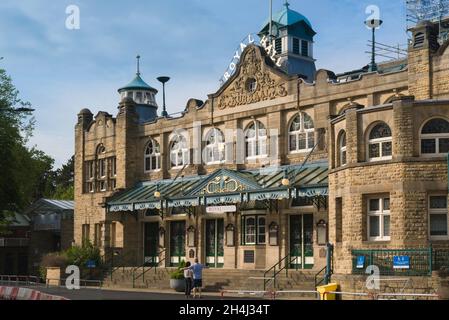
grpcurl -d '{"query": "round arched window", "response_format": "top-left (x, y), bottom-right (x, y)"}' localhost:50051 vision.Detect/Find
top-left (421, 118), bottom-right (449, 155)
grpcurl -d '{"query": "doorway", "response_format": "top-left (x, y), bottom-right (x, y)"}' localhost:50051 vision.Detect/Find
top-left (289, 214), bottom-right (314, 269)
top-left (205, 219), bottom-right (224, 268)
top-left (170, 221), bottom-right (186, 266)
top-left (144, 222), bottom-right (159, 266)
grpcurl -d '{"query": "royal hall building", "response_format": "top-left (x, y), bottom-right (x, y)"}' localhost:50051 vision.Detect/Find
top-left (74, 3), bottom-right (449, 290)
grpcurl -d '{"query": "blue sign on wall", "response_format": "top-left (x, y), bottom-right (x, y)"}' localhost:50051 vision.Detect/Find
top-left (393, 256), bottom-right (410, 269)
top-left (356, 256), bottom-right (365, 269)
top-left (86, 260), bottom-right (96, 268)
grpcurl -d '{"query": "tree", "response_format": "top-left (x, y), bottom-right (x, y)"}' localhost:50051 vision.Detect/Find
top-left (0, 67), bottom-right (56, 233)
top-left (51, 155), bottom-right (74, 200)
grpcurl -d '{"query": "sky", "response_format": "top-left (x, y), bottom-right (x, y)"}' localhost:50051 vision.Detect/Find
top-left (0, 0), bottom-right (409, 168)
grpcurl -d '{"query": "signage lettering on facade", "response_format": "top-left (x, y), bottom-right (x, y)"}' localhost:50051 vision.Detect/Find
top-left (206, 205), bottom-right (237, 213)
top-left (220, 34), bottom-right (282, 86)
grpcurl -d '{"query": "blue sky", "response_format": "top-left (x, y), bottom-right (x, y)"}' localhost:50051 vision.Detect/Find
top-left (0, 0), bottom-right (409, 167)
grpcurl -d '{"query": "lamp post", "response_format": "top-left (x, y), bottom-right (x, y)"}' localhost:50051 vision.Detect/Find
top-left (365, 18), bottom-right (383, 72)
top-left (157, 76), bottom-right (170, 118)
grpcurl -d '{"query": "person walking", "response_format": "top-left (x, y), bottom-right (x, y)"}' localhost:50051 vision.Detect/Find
top-left (184, 258), bottom-right (208, 299)
top-left (184, 261), bottom-right (193, 298)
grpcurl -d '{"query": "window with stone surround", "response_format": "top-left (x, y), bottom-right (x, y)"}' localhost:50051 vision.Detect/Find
top-left (420, 118), bottom-right (449, 156)
top-left (289, 113), bottom-right (315, 153)
top-left (367, 122), bottom-right (392, 162)
top-left (144, 139), bottom-right (161, 172)
top-left (429, 195), bottom-right (448, 239)
top-left (339, 131), bottom-right (347, 166)
top-left (170, 134), bottom-right (189, 169)
top-left (205, 128), bottom-right (225, 164)
top-left (84, 161), bottom-right (95, 193)
top-left (368, 197), bottom-right (391, 241)
top-left (242, 215), bottom-right (266, 245)
top-left (245, 120), bottom-right (267, 160)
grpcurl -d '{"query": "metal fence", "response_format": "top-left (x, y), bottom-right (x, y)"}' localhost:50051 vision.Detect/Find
top-left (352, 248), bottom-right (433, 276)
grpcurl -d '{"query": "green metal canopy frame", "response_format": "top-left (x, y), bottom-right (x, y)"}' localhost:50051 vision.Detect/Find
top-left (106, 162), bottom-right (328, 213)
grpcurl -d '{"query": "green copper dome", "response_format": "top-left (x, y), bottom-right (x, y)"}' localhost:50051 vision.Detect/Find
top-left (261, 2), bottom-right (314, 32)
top-left (118, 74), bottom-right (157, 93)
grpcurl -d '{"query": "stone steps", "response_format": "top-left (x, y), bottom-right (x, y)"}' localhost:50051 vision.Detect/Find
top-left (102, 268), bottom-right (318, 295)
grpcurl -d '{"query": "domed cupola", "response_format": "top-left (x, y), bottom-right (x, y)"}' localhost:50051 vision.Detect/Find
top-left (118, 55), bottom-right (159, 122)
top-left (258, 1), bottom-right (317, 80)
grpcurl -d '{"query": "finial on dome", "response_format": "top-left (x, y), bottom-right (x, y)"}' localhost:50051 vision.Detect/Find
top-left (284, 0), bottom-right (290, 8)
top-left (136, 54), bottom-right (141, 76)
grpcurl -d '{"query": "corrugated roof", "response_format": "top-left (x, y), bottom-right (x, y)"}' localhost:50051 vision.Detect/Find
top-left (41, 199), bottom-right (74, 210)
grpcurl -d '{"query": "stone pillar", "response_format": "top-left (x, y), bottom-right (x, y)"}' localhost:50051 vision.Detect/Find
top-left (115, 97), bottom-right (139, 189)
top-left (407, 21), bottom-right (438, 100)
top-left (345, 108), bottom-right (359, 164)
top-left (392, 96), bottom-right (415, 160)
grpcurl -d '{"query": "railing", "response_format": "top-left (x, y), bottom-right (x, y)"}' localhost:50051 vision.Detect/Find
top-left (0, 238), bottom-right (29, 247)
top-left (132, 248), bottom-right (167, 288)
top-left (314, 266), bottom-right (327, 287)
top-left (45, 278), bottom-right (103, 288)
top-left (315, 243), bottom-right (334, 287)
top-left (104, 250), bottom-right (136, 281)
top-left (433, 248), bottom-right (449, 272)
top-left (352, 247), bottom-right (433, 276)
top-left (263, 252), bottom-right (298, 291)
top-left (0, 275), bottom-right (40, 286)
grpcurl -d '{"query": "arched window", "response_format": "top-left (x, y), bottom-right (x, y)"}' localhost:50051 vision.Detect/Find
top-left (246, 121), bottom-right (267, 159)
top-left (339, 131), bottom-right (347, 166)
top-left (289, 113), bottom-right (315, 153)
top-left (367, 123), bottom-right (392, 161)
top-left (420, 118), bottom-right (449, 155)
top-left (170, 134), bottom-right (189, 168)
top-left (205, 128), bottom-right (225, 164)
top-left (144, 139), bottom-right (161, 172)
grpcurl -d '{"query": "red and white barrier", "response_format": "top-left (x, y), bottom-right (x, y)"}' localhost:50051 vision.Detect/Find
top-left (0, 286), bottom-right (68, 300)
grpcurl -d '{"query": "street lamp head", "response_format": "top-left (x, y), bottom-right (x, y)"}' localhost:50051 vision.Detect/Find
top-left (365, 19), bottom-right (383, 29)
top-left (157, 76), bottom-right (170, 84)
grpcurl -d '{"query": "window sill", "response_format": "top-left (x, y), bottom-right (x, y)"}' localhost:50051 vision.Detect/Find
top-left (289, 150), bottom-right (313, 155)
top-left (144, 169), bottom-right (161, 173)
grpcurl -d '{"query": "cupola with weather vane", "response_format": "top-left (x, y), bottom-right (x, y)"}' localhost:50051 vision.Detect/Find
top-left (258, 1), bottom-right (317, 80)
top-left (118, 55), bottom-right (159, 122)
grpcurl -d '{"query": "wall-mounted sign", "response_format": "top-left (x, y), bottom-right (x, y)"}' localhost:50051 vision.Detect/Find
top-left (393, 256), bottom-right (410, 269)
top-left (356, 256), bottom-right (365, 269)
top-left (219, 33), bottom-right (282, 86)
top-left (206, 205), bottom-right (237, 213)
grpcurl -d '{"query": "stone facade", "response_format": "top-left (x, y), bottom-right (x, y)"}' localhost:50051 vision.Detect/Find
top-left (74, 19), bottom-right (449, 282)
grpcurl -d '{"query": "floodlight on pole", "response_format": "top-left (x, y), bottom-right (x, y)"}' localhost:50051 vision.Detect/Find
top-left (365, 19), bottom-right (383, 72)
top-left (157, 76), bottom-right (170, 118)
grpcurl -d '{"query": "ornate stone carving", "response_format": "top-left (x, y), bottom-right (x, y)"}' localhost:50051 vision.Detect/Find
top-left (218, 47), bottom-right (288, 110)
top-left (201, 175), bottom-right (245, 194)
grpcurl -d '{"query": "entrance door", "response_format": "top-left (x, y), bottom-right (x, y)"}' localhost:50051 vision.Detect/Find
top-left (290, 214), bottom-right (314, 269)
top-left (170, 221), bottom-right (186, 266)
top-left (144, 222), bottom-right (159, 266)
top-left (205, 219), bottom-right (224, 268)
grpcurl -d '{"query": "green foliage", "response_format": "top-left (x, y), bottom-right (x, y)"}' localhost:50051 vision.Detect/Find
top-left (0, 68), bottom-right (74, 232)
top-left (64, 241), bottom-right (101, 268)
top-left (169, 260), bottom-right (186, 280)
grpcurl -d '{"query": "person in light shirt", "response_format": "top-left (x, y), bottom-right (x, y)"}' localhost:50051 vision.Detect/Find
top-left (184, 258), bottom-right (209, 298)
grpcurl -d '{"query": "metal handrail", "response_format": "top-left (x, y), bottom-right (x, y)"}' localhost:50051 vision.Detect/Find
top-left (132, 248), bottom-right (167, 288)
top-left (263, 252), bottom-right (297, 291)
top-left (107, 250), bottom-right (137, 281)
top-left (314, 266), bottom-right (327, 288)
